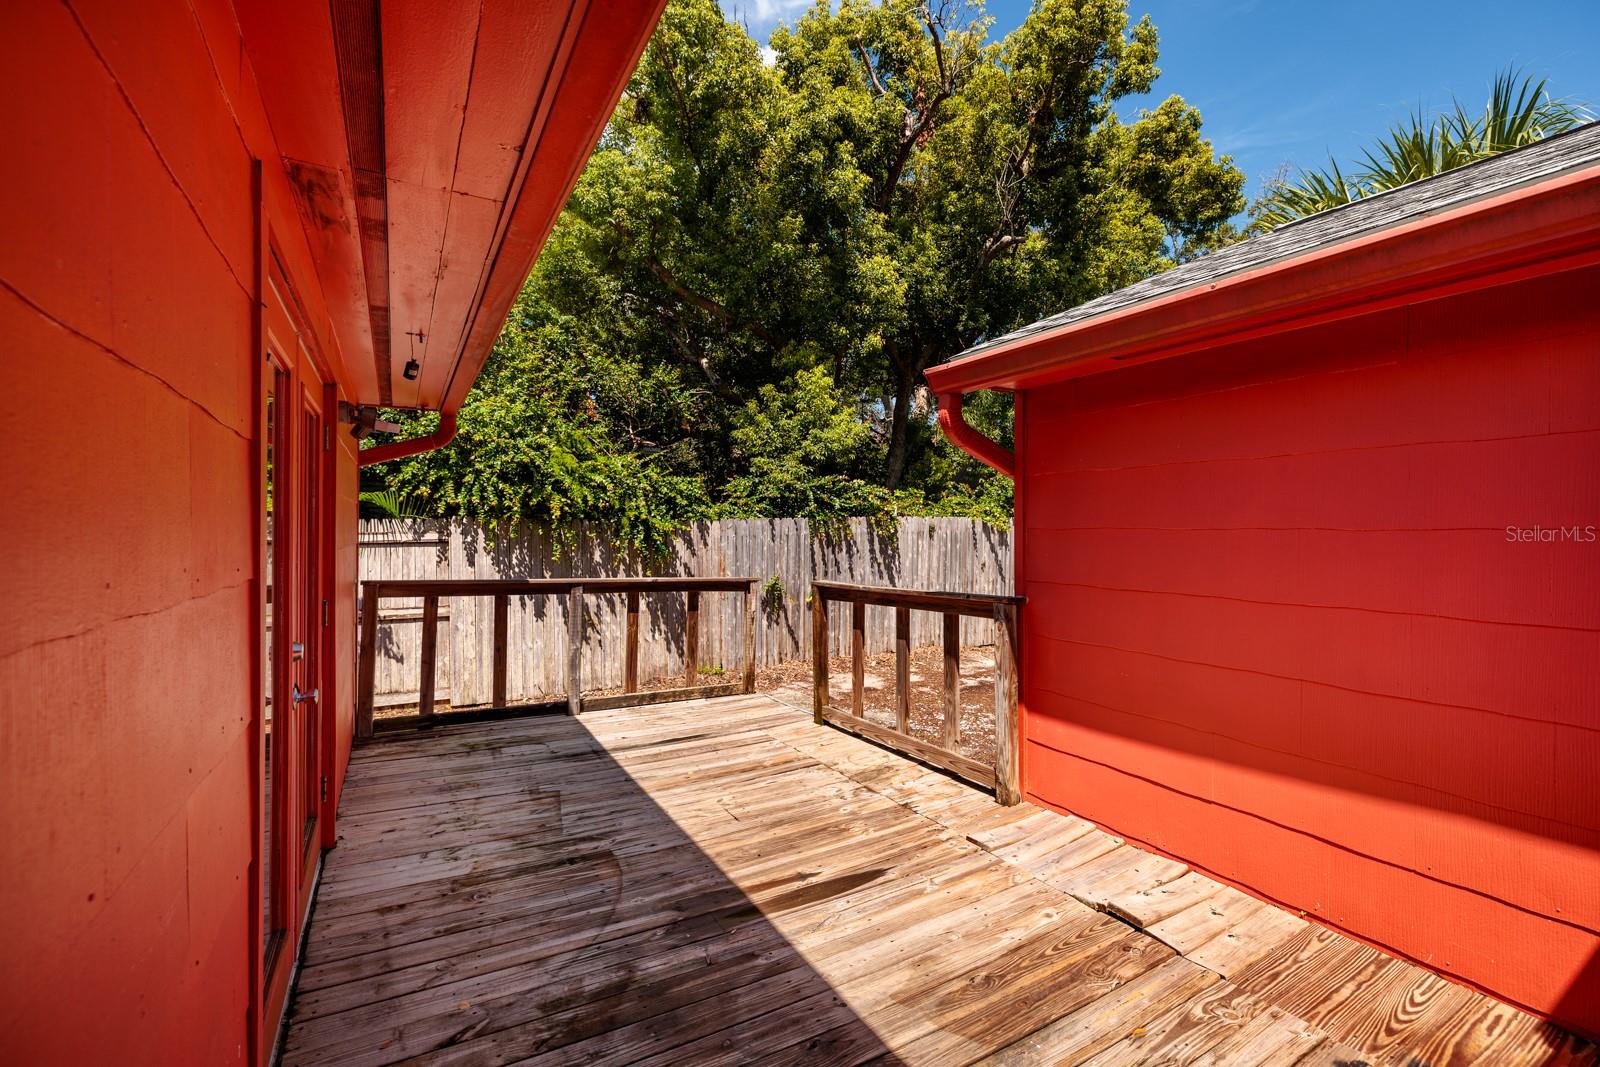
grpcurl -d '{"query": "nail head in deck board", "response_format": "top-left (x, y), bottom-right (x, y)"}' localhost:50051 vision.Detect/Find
top-left (1104, 869), bottom-right (1228, 929)
top-left (284, 694), bottom-right (1597, 1066)
top-left (1184, 898), bottom-right (1308, 979)
top-left (1191, 1005), bottom-right (1329, 1066)
top-left (1060, 847), bottom-right (1189, 912)
top-left (1146, 885), bottom-right (1276, 956)
top-left (976, 955), bottom-right (1222, 1066)
top-left (1075, 978), bottom-right (1278, 1067)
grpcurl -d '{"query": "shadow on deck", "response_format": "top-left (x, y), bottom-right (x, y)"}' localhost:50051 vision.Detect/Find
top-left (283, 694), bottom-right (1596, 1066)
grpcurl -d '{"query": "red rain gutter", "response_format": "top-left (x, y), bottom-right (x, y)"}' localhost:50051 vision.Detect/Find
top-left (358, 410), bottom-right (458, 467)
top-left (936, 393), bottom-right (1015, 479)
top-left (925, 162), bottom-right (1600, 396)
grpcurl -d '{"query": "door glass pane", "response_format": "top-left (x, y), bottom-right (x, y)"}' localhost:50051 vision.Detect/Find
top-left (301, 401), bottom-right (320, 850)
top-left (263, 389), bottom-right (277, 956)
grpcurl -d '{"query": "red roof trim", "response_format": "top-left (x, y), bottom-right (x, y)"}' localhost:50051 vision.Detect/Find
top-left (441, 0), bottom-right (668, 411)
top-left (926, 163), bottom-right (1600, 395)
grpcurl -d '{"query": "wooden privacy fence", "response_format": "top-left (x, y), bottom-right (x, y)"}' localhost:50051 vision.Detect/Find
top-left (359, 517), bottom-right (1011, 709)
top-left (812, 581), bottom-right (1024, 805)
top-left (357, 576), bottom-right (758, 736)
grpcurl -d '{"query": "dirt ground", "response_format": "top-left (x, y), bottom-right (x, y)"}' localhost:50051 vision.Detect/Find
top-left (757, 644), bottom-right (999, 766)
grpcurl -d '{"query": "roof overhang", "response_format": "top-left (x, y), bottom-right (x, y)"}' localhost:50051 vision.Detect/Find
top-left (926, 163), bottom-right (1600, 396)
top-left (238, 0), bottom-right (666, 409)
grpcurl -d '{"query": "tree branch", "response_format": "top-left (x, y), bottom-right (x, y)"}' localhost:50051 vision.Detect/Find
top-left (648, 304), bottom-right (740, 402)
top-left (853, 37), bottom-right (888, 97)
top-left (980, 233), bottom-right (1026, 266)
top-left (645, 257), bottom-right (788, 352)
top-left (873, 3), bottom-right (957, 212)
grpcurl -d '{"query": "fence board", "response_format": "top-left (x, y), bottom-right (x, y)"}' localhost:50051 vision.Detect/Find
top-left (359, 516), bottom-right (1011, 709)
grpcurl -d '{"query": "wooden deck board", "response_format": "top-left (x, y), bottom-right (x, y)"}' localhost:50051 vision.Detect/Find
top-left (283, 694), bottom-right (1594, 1066)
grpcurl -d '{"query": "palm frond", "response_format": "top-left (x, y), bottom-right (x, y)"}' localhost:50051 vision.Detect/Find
top-left (360, 489), bottom-right (425, 518)
top-left (1255, 68), bottom-right (1592, 228)
top-left (1252, 157), bottom-right (1364, 228)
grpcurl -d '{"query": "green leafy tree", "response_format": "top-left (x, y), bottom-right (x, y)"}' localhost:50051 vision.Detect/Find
top-left (363, 286), bottom-right (714, 557)
top-left (720, 366), bottom-right (891, 525)
top-left (1255, 70), bottom-right (1591, 228)
top-left (367, 0), bottom-right (1244, 541)
top-left (565, 0), bottom-right (1242, 487)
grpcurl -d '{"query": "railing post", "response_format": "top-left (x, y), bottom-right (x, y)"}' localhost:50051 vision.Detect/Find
top-left (492, 593), bottom-right (508, 708)
top-left (850, 600), bottom-right (866, 717)
top-left (993, 602), bottom-right (1021, 805)
top-left (356, 581), bottom-right (379, 739)
top-left (894, 606), bottom-right (910, 734)
top-left (742, 581), bottom-right (757, 694)
top-left (567, 586), bottom-right (583, 715)
top-left (942, 611), bottom-right (960, 749)
top-left (684, 589), bottom-right (701, 686)
top-left (811, 589), bottom-right (828, 724)
top-left (624, 590), bottom-right (640, 694)
top-left (418, 595), bottom-right (439, 726)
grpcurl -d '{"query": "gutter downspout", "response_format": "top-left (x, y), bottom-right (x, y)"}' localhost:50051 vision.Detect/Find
top-left (935, 393), bottom-right (1014, 478)
top-left (357, 410), bottom-right (459, 467)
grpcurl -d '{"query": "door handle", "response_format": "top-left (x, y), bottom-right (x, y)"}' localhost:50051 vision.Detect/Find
top-left (293, 686), bottom-right (319, 704)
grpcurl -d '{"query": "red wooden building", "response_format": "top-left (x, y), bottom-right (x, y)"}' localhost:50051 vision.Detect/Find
top-left (0, 1), bottom-right (665, 1062)
top-left (929, 123), bottom-right (1600, 1040)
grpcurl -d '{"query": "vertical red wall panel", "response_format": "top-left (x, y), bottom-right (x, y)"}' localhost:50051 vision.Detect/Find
top-left (327, 433), bottom-right (361, 836)
top-left (0, 2), bottom-right (359, 1062)
top-left (1017, 265), bottom-right (1600, 1037)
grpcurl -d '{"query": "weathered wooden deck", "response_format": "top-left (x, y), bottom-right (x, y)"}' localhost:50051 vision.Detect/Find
top-left (283, 694), bottom-right (1595, 1066)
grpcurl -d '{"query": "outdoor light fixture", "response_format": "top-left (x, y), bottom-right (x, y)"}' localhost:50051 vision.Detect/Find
top-left (403, 359), bottom-right (420, 381)
top-left (339, 403), bottom-right (401, 441)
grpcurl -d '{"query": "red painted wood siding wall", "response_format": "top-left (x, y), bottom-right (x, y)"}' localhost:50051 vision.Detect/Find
top-left (1017, 264), bottom-right (1600, 1037)
top-left (0, 3), bottom-right (360, 1063)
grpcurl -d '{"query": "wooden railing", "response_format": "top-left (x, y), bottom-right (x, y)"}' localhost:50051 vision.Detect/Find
top-left (357, 577), bottom-right (758, 737)
top-left (811, 581), bottom-right (1024, 805)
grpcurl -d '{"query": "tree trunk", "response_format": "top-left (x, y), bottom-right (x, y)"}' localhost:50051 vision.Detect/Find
top-left (885, 363), bottom-right (916, 490)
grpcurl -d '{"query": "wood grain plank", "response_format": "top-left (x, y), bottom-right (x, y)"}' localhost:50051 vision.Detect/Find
top-left (812, 591), bottom-right (828, 724)
top-left (851, 600), bottom-right (866, 717)
top-left (894, 605), bottom-right (911, 733)
top-left (417, 594), bottom-right (438, 722)
top-left (685, 589), bottom-right (700, 686)
top-left (974, 955), bottom-right (1222, 1066)
top-left (286, 692), bottom-right (1595, 1067)
top-left (625, 589), bottom-right (639, 693)
top-left (566, 586), bottom-right (582, 714)
top-left (994, 602), bottom-right (1021, 804)
top-left (491, 592), bottom-right (508, 707)
top-left (943, 610), bottom-right (961, 748)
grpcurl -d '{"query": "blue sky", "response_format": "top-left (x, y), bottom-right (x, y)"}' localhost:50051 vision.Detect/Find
top-left (720, 0), bottom-right (1600, 198)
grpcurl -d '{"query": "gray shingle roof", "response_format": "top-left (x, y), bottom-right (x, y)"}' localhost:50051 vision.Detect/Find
top-left (952, 120), bottom-right (1600, 362)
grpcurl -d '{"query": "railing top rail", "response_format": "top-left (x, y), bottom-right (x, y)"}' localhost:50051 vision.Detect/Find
top-left (364, 577), bottom-right (757, 597)
top-left (811, 580), bottom-right (1024, 617)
